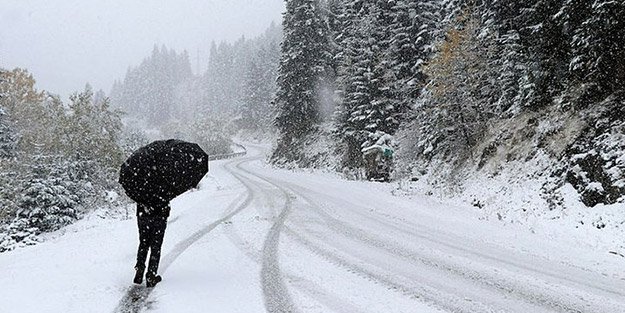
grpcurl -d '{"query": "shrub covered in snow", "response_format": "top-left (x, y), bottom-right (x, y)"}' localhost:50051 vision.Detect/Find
top-left (0, 154), bottom-right (110, 252)
top-left (18, 179), bottom-right (81, 232)
top-left (0, 219), bottom-right (39, 252)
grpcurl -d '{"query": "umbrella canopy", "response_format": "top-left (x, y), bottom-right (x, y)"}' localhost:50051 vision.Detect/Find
top-left (119, 139), bottom-right (208, 207)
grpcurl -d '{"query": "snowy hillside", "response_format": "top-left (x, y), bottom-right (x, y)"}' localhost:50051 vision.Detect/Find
top-left (1, 145), bottom-right (623, 313)
top-left (396, 102), bottom-right (625, 255)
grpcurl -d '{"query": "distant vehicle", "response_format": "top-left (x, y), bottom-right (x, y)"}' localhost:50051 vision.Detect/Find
top-left (361, 132), bottom-right (394, 182)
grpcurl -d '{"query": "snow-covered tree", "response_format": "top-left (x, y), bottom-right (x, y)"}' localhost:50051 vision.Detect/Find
top-left (334, 0), bottom-right (413, 168)
top-left (388, 0), bottom-right (418, 96)
top-left (0, 69), bottom-right (127, 252)
top-left (241, 44), bottom-right (279, 131)
top-left (0, 71), bottom-right (11, 158)
top-left (516, 0), bottom-right (569, 110)
top-left (188, 114), bottom-right (233, 156)
top-left (567, 0), bottom-right (625, 100)
top-left (273, 0), bottom-right (330, 160)
top-left (64, 85), bottom-right (124, 168)
top-left (109, 46), bottom-right (193, 126)
top-left (17, 158), bottom-right (83, 233)
top-left (0, 107), bottom-right (16, 158)
top-left (120, 125), bottom-right (150, 157)
top-left (416, 10), bottom-right (499, 158)
top-left (240, 24), bottom-right (282, 133)
top-left (200, 38), bottom-right (253, 117)
top-left (0, 68), bottom-right (60, 154)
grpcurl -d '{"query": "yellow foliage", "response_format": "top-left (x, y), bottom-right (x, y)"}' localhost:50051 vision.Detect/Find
top-left (0, 68), bottom-right (53, 152)
top-left (0, 68), bottom-right (45, 110)
top-left (424, 11), bottom-right (483, 100)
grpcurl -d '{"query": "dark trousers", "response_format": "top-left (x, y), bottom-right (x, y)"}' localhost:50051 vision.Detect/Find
top-left (136, 214), bottom-right (167, 278)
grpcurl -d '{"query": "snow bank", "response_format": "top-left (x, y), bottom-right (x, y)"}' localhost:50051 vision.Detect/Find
top-left (396, 105), bottom-right (625, 255)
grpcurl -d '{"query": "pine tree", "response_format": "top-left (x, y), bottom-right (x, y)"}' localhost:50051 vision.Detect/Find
top-left (242, 45), bottom-right (276, 131)
top-left (201, 39), bottom-right (252, 116)
top-left (0, 69), bottom-right (13, 156)
top-left (487, 0), bottom-right (525, 114)
top-left (516, 0), bottom-right (569, 109)
top-left (109, 46), bottom-right (193, 126)
top-left (333, 1), bottom-right (367, 168)
top-left (315, 0), bottom-right (341, 121)
top-left (16, 154), bottom-right (91, 234)
top-left (567, 0), bottom-right (625, 99)
top-left (273, 0), bottom-right (330, 160)
top-left (202, 41), bottom-right (222, 112)
top-left (0, 69), bottom-right (128, 251)
top-left (334, 0), bottom-right (414, 168)
top-left (239, 23), bottom-right (282, 133)
top-left (0, 107), bottom-right (16, 158)
top-left (325, 0), bottom-right (345, 76)
top-left (388, 0), bottom-right (417, 90)
top-left (242, 55), bottom-right (262, 129)
top-left (332, 0), bottom-right (361, 105)
top-left (386, 0), bottom-right (441, 129)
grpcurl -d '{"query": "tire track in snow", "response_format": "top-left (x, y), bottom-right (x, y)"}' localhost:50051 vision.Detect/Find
top-left (233, 161), bottom-right (462, 313)
top-left (221, 156), bottom-right (303, 313)
top-left (222, 165), bottom-right (367, 313)
top-left (234, 165), bottom-right (476, 313)
top-left (284, 228), bottom-right (479, 313)
top-left (223, 214), bottom-right (368, 313)
top-left (226, 147), bottom-right (586, 312)
top-left (114, 158), bottom-right (255, 313)
top-left (260, 193), bottom-right (296, 313)
top-left (231, 160), bottom-right (299, 313)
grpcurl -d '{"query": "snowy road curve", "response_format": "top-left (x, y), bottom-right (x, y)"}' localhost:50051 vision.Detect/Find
top-left (2, 144), bottom-right (624, 313)
top-left (217, 146), bottom-right (625, 313)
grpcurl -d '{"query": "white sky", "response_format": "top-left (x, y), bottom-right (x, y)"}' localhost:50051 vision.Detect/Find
top-left (0, 0), bottom-right (285, 98)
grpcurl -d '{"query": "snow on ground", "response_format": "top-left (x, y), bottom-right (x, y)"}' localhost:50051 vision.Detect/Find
top-left (0, 159), bottom-right (245, 313)
top-left (403, 147), bottom-right (625, 258)
top-left (1, 144), bottom-right (624, 313)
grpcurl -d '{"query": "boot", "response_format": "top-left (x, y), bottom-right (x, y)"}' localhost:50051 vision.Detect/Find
top-left (133, 265), bottom-right (145, 284)
top-left (146, 274), bottom-right (162, 288)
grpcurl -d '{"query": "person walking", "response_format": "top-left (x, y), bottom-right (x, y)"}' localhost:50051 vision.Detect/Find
top-left (119, 139), bottom-right (209, 288)
top-left (133, 202), bottom-right (170, 287)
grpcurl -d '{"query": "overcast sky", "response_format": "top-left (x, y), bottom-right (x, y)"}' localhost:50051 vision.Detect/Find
top-left (0, 0), bottom-right (285, 98)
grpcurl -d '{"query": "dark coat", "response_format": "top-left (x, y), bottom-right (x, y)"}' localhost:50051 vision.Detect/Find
top-left (136, 202), bottom-right (171, 219)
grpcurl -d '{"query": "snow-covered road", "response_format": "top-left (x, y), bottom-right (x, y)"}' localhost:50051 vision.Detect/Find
top-left (1, 144), bottom-right (624, 313)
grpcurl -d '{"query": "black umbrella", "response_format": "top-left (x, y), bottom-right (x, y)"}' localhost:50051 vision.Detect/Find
top-left (119, 139), bottom-right (209, 207)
